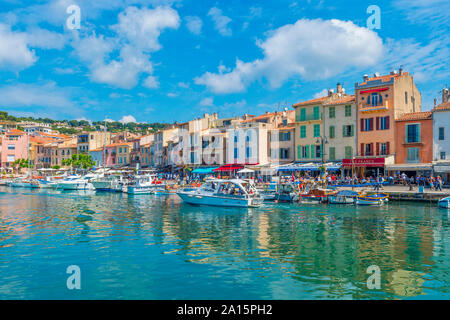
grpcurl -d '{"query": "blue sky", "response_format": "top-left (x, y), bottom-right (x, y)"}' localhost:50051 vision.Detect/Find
top-left (0, 0), bottom-right (449, 123)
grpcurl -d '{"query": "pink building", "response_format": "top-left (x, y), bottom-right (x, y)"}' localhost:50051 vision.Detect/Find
top-left (1, 129), bottom-right (28, 168)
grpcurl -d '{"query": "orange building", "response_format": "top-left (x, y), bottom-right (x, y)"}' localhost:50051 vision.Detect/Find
top-left (351, 69), bottom-right (421, 176)
top-left (386, 112), bottom-right (434, 176)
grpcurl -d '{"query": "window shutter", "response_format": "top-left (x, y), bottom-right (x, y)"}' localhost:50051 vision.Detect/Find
top-left (351, 125), bottom-right (354, 137)
top-left (376, 142), bottom-right (380, 156)
top-left (361, 143), bottom-right (364, 156)
top-left (417, 124), bottom-right (421, 142)
top-left (370, 143), bottom-right (374, 156)
top-left (376, 117), bottom-right (380, 130)
top-left (342, 125), bottom-right (346, 137)
top-left (369, 118), bottom-right (374, 131)
top-left (360, 118), bottom-right (364, 132)
top-left (386, 141), bottom-right (390, 155)
top-left (386, 116), bottom-right (390, 129)
top-left (297, 145), bottom-right (301, 159)
top-left (306, 145), bottom-right (309, 159)
top-left (311, 144), bottom-right (315, 159)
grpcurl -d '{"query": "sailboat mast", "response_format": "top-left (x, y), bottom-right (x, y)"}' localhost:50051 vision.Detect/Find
top-left (103, 119), bottom-right (106, 173)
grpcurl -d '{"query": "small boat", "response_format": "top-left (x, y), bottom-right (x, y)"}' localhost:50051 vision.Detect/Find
top-left (274, 183), bottom-right (299, 202)
top-left (37, 179), bottom-right (57, 189)
top-left (356, 193), bottom-right (389, 206)
top-left (438, 196), bottom-right (450, 209)
top-left (300, 188), bottom-right (336, 204)
top-left (92, 175), bottom-right (125, 192)
top-left (328, 190), bottom-right (358, 204)
top-left (123, 175), bottom-right (159, 194)
top-left (177, 179), bottom-right (263, 208)
top-left (257, 183), bottom-right (277, 201)
top-left (9, 178), bottom-right (39, 189)
top-left (56, 174), bottom-right (98, 190)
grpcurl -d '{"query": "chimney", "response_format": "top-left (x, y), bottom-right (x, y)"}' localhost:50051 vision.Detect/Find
top-left (443, 88), bottom-right (449, 103)
top-left (363, 74), bottom-right (369, 82)
top-left (434, 99), bottom-right (437, 107)
top-left (336, 82), bottom-right (343, 94)
top-left (399, 66), bottom-right (403, 75)
top-left (328, 89), bottom-right (334, 97)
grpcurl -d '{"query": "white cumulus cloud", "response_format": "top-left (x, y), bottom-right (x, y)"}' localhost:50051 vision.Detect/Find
top-left (185, 16), bottom-right (203, 35)
top-left (200, 97), bottom-right (214, 107)
top-left (208, 7), bottom-right (232, 36)
top-left (195, 19), bottom-right (383, 94)
top-left (119, 115), bottom-right (137, 124)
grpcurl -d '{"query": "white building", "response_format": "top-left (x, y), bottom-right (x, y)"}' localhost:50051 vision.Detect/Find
top-left (432, 97), bottom-right (450, 182)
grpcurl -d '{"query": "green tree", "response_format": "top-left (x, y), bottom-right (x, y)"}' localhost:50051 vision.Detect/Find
top-left (62, 154), bottom-right (95, 170)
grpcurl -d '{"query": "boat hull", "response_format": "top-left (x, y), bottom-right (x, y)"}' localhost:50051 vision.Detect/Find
top-left (57, 182), bottom-right (94, 190)
top-left (329, 196), bottom-right (355, 204)
top-left (438, 198), bottom-right (450, 209)
top-left (177, 192), bottom-right (262, 208)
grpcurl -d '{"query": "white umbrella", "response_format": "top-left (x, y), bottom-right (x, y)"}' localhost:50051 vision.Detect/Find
top-left (237, 168), bottom-right (255, 173)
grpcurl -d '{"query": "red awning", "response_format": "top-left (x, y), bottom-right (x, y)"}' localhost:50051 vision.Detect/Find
top-left (359, 87), bottom-right (389, 94)
top-left (213, 164), bottom-right (244, 172)
top-left (342, 158), bottom-right (385, 168)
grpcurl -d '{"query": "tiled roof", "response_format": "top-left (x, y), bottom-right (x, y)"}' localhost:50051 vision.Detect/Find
top-left (293, 96), bottom-right (329, 107)
top-left (359, 72), bottom-right (408, 86)
top-left (323, 95), bottom-right (355, 105)
top-left (241, 110), bottom-right (295, 123)
top-left (396, 111), bottom-right (432, 121)
top-left (433, 101), bottom-right (450, 112)
top-left (7, 129), bottom-right (25, 135)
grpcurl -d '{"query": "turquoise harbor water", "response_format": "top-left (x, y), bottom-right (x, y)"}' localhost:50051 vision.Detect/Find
top-left (0, 186), bottom-right (449, 300)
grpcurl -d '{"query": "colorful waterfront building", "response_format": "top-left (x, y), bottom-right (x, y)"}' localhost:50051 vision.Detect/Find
top-left (385, 111), bottom-right (433, 176)
top-left (294, 83), bottom-right (356, 163)
top-left (0, 129), bottom-right (28, 168)
top-left (77, 131), bottom-right (111, 154)
top-left (352, 69), bottom-right (421, 176)
top-left (432, 89), bottom-right (450, 182)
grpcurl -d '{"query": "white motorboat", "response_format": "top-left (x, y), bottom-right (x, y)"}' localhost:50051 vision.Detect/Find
top-left (123, 175), bottom-right (160, 194)
top-left (92, 175), bottom-right (125, 192)
top-left (274, 183), bottom-right (299, 202)
top-left (438, 196), bottom-right (450, 209)
top-left (329, 190), bottom-right (358, 204)
top-left (56, 174), bottom-right (99, 190)
top-left (8, 178), bottom-right (39, 189)
top-left (177, 179), bottom-right (263, 208)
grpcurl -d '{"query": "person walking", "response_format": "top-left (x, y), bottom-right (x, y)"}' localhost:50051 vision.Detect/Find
top-left (436, 176), bottom-right (443, 191)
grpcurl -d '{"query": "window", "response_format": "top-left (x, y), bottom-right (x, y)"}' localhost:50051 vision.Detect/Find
top-left (7, 144), bottom-right (14, 150)
top-left (379, 116), bottom-right (390, 130)
top-left (313, 124), bottom-right (320, 137)
top-left (406, 124), bottom-right (420, 143)
top-left (300, 126), bottom-right (306, 138)
top-left (380, 143), bottom-right (387, 155)
top-left (302, 146), bottom-right (309, 159)
top-left (405, 92), bottom-right (408, 104)
top-left (280, 148), bottom-right (289, 159)
top-left (329, 107), bottom-right (335, 118)
top-left (315, 144), bottom-right (321, 158)
top-left (246, 131), bottom-right (251, 142)
top-left (343, 125), bottom-right (354, 137)
top-left (329, 126), bottom-right (335, 139)
top-left (365, 143), bottom-right (372, 156)
top-left (329, 147), bottom-right (335, 161)
top-left (119, 147), bottom-right (122, 153)
top-left (91, 135), bottom-right (94, 140)
top-left (441, 152), bottom-right (446, 160)
top-left (246, 147), bottom-right (252, 158)
top-left (313, 106), bottom-right (320, 120)
top-left (300, 108), bottom-right (306, 121)
top-left (407, 147), bottom-right (419, 162)
top-left (279, 132), bottom-right (291, 141)
top-left (234, 133), bottom-right (238, 143)
top-left (362, 118), bottom-right (373, 131)
top-left (439, 127), bottom-right (444, 140)
top-left (345, 146), bottom-right (352, 159)
top-left (234, 148), bottom-right (239, 159)
top-left (345, 105), bottom-right (352, 117)
top-left (118, 157), bottom-right (122, 164)
top-left (7, 155), bottom-right (15, 162)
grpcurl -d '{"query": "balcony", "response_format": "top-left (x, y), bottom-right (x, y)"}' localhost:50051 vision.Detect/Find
top-left (359, 101), bottom-right (389, 113)
top-left (295, 113), bottom-right (322, 122)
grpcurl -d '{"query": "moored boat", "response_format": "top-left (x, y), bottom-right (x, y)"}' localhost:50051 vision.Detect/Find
top-left (300, 188), bottom-right (336, 204)
top-left (56, 174), bottom-right (98, 190)
top-left (356, 193), bottom-right (389, 206)
top-left (92, 175), bottom-right (125, 192)
top-left (177, 179), bottom-right (263, 208)
top-left (328, 190), bottom-right (358, 204)
top-left (274, 183), bottom-right (299, 202)
top-left (123, 175), bottom-right (159, 194)
top-left (438, 196), bottom-right (450, 209)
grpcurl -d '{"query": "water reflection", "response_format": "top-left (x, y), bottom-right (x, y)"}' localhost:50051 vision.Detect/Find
top-left (0, 186), bottom-right (448, 299)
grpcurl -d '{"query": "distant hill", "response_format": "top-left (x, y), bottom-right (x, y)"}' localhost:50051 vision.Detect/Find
top-left (0, 111), bottom-right (170, 135)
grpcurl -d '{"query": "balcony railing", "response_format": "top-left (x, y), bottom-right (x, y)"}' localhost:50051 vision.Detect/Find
top-left (295, 113), bottom-right (322, 122)
top-left (359, 101), bottom-right (389, 113)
